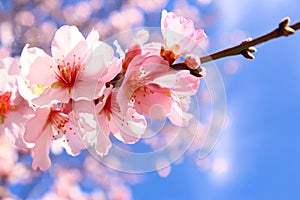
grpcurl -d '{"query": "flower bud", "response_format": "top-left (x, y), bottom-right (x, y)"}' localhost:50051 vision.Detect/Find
top-left (198, 67), bottom-right (207, 77)
top-left (184, 54), bottom-right (201, 70)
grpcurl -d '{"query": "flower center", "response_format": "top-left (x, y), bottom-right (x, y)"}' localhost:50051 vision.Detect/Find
top-left (0, 91), bottom-right (16, 124)
top-left (52, 55), bottom-right (82, 90)
top-left (48, 109), bottom-right (77, 142)
top-left (160, 46), bottom-right (179, 65)
top-left (48, 110), bottom-right (69, 134)
top-left (98, 94), bottom-right (113, 121)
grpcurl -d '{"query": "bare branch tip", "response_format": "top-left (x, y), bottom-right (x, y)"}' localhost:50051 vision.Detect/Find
top-left (199, 16), bottom-right (299, 63)
top-left (278, 16), bottom-right (295, 36)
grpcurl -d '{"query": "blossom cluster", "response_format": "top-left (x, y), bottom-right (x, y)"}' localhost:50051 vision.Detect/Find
top-left (0, 10), bottom-right (206, 171)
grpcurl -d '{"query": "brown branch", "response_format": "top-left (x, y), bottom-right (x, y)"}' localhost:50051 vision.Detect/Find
top-left (199, 17), bottom-right (300, 64)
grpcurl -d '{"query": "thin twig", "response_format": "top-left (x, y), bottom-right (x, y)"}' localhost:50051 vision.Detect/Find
top-left (199, 17), bottom-right (300, 64)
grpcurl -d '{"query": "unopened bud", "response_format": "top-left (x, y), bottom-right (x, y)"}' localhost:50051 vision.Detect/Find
top-left (278, 17), bottom-right (295, 36)
top-left (279, 17), bottom-right (290, 28)
top-left (241, 37), bottom-right (252, 44)
top-left (241, 50), bottom-right (255, 59)
top-left (197, 67), bottom-right (207, 77)
top-left (282, 26), bottom-right (295, 36)
top-left (248, 46), bottom-right (257, 53)
top-left (184, 54), bottom-right (201, 70)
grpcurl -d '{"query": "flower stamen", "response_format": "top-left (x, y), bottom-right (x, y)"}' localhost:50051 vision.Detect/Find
top-left (53, 55), bottom-right (82, 90)
top-left (0, 91), bottom-right (16, 124)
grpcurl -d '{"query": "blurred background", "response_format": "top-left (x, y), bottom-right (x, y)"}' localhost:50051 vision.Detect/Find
top-left (1, 0), bottom-right (300, 199)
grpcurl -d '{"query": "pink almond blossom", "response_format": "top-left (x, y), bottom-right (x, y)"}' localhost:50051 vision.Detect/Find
top-left (20, 25), bottom-right (116, 107)
top-left (97, 88), bottom-right (147, 148)
top-left (0, 56), bottom-right (34, 148)
top-left (74, 86), bottom-right (147, 157)
top-left (24, 103), bottom-right (85, 170)
top-left (161, 9), bottom-right (206, 57)
top-left (117, 54), bottom-right (201, 126)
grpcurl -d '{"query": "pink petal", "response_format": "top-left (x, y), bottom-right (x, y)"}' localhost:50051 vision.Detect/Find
top-left (82, 41), bottom-right (114, 77)
top-left (171, 71), bottom-right (201, 95)
top-left (98, 59), bottom-right (121, 84)
top-left (4, 111), bottom-right (33, 148)
top-left (110, 106), bottom-right (146, 144)
top-left (24, 107), bottom-right (51, 143)
top-left (59, 40), bottom-right (88, 66)
top-left (160, 10), bottom-right (206, 55)
top-left (161, 10), bottom-right (195, 36)
top-left (161, 9), bottom-right (169, 29)
top-left (5, 57), bottom-right (20, 76)
top-left (95, 114), bottom-right (112, 156)
top-left (32, 87), bottom-right (70, 106)
top-left (126, 29), bottom-right (149, 54)
top-left (20, 44), bottom-right (56, 86)
top-left (95, 130), bottom-right (112, 157)
top-left (151, 73), bottom-right (177, 88)
top-left (132, 55), bottom-right (170, 79)
top-left (51, 25), bottom-right (85, 60)
top-left (86, 29), bottom-right (100, 49)
top-left (112, 90), bottom-right (146, 136)
top-left (117, 55), bottom-right (170, 112)
top-left (167, 102), bottom-right (193, 126)
top-left (133, 85), bottom-right (172, 119)
top-left (109, 118), bottom-right (140, 144)
top-left (32, 125), bottom-right (52, 171)
top-left (16, 77), bottom-right (38, 102)
top-left (0, 68), bottom-right (10, 91)
top-left (178, 36), bottom-right (199, 54)
top-left (72, 78), bottom-right (99, 101)
top-left (95, 86), bottom-right (112, 112)
top-left (193, 29), bottom-right (207, 43)
top-left (73, 99), bottom-right (96, 115)
top-left (143, 42), bottom-right (162, 56)
top-left (59, 121), bottom-right (85, 156)
top-left (72, 100), bottom-right (97, 133)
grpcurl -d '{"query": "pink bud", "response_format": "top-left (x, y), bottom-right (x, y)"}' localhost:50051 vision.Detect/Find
top-left (184, 54), bottom-right (201, 70)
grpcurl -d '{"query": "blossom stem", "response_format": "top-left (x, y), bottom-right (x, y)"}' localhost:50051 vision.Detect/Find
top-left (199, 18), bottom-right (300, 64)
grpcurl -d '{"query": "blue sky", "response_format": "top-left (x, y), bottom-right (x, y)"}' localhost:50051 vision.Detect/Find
top-left (132, 1), bottom-right (300, 199)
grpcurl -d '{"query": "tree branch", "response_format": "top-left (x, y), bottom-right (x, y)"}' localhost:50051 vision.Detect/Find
top-left (199, 17), bottom-right (300, 64)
